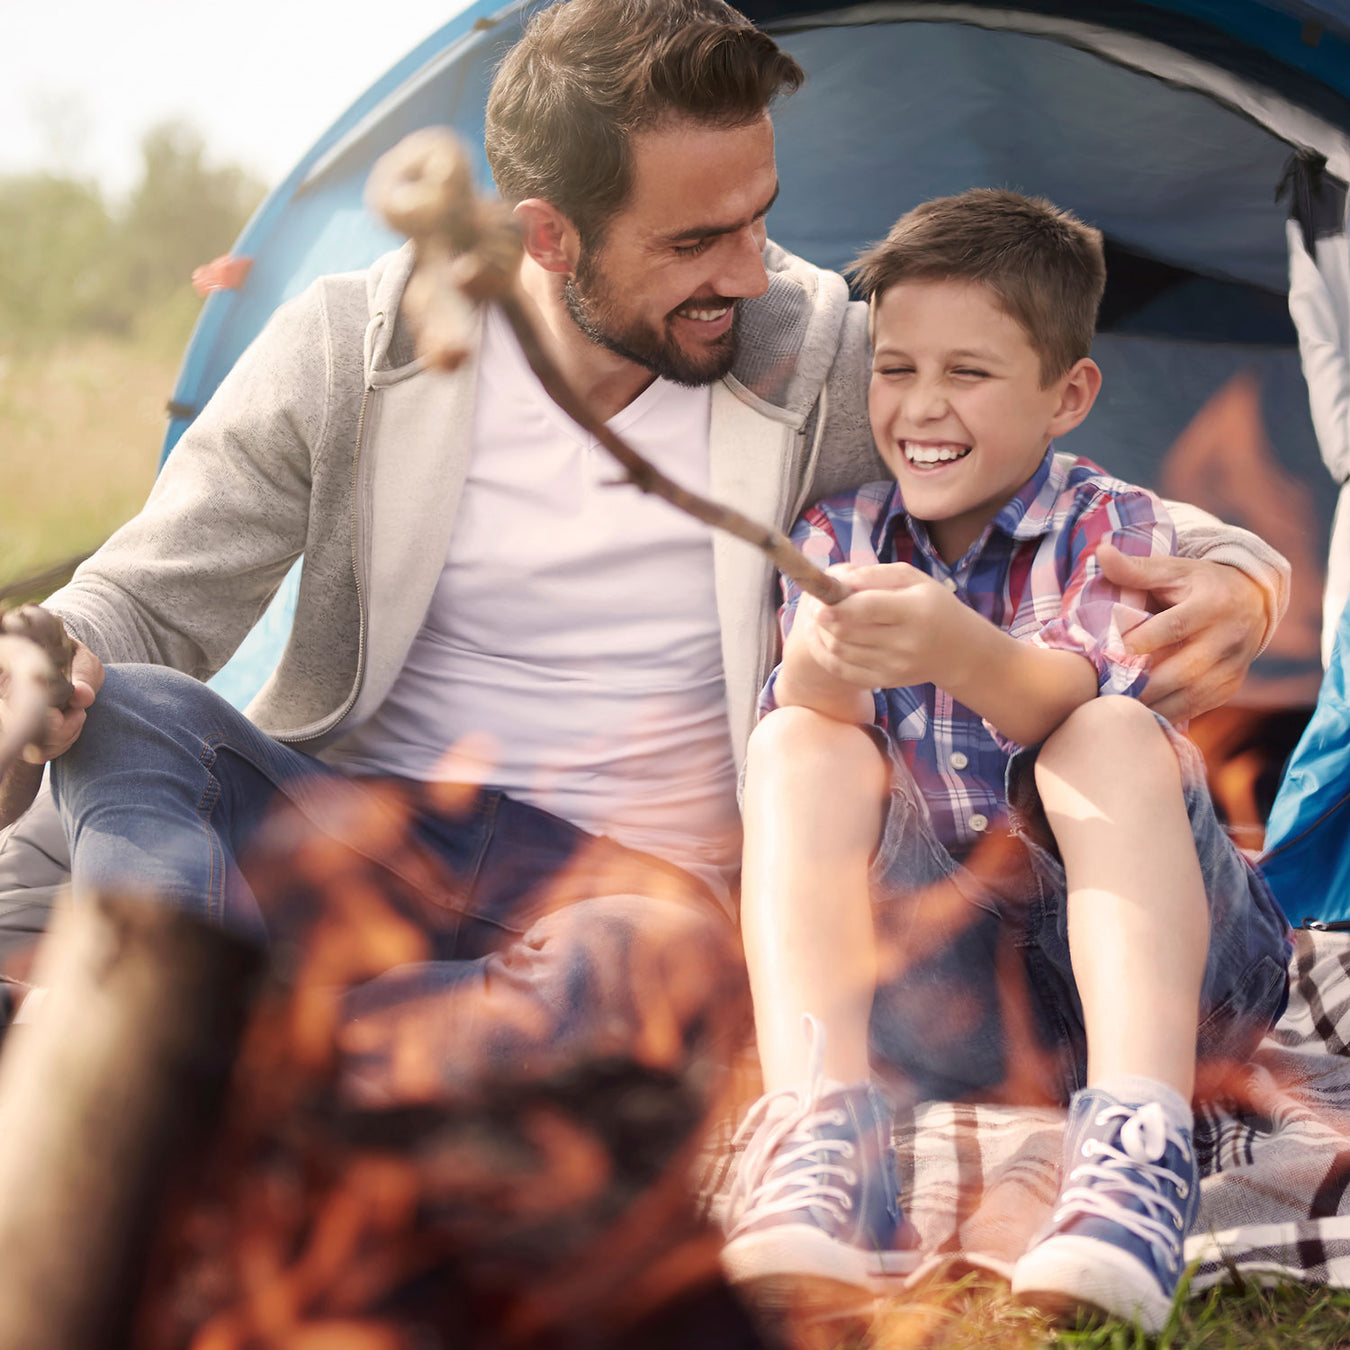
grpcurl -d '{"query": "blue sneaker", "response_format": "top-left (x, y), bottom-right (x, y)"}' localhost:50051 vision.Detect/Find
top-left (720, 1024), bottom-right (919, 1312)
top-left (1011, 1088), bottom-right (1199, 1332)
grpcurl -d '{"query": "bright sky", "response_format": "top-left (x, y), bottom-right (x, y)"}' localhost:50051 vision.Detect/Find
top-left (2, 0), bottom-right (466, 198)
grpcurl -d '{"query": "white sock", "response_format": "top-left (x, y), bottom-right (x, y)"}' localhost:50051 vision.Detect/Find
top-left (1091, 1074), bottom-right (1193, 1136)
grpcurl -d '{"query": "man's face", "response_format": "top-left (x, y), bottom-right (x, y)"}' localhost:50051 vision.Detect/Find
top-left (563, 114), bottom-right (779, 386)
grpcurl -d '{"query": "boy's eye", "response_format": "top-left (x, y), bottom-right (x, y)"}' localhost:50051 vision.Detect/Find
top-left (954, 367), bottom-right (990, 379)
top-left (874, 365), bottom-right (914, 378)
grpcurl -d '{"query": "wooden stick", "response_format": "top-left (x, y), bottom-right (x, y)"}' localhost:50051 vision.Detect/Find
top-left (366, 129), bottom-right (850, 607)
top-left (495, 292), bottom-right (850, 604)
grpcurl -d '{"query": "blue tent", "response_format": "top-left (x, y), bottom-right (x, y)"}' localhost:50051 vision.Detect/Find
top-left (1264, 593), bottom-right (1350, 923)
top-left (167, 0), bottom-right (1350, 914)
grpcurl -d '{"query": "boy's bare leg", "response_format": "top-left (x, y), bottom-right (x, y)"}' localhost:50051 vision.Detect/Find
top-left (722, 705), bottom-right (916, 1300)
top-left (1033, 695), bottom-right (1208, 1098)
top-left (739, 705), bottom-right (886, 1092)
top-left (1013, 695), bottom-right (1207, 1332)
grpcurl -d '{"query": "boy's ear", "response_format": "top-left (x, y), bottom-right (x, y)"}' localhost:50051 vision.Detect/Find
top-left (513, 198), bottom-right (580, 276)
top-left (1047, 357), bottom-right (1102, 437)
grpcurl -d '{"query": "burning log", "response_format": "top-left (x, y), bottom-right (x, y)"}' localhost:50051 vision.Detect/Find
top-left (125, 797), bottom-right (770, 1350)
top-left (0, 894), bottom-right (261, 1350)
top-left (365, 128), bottom-right (850, 609)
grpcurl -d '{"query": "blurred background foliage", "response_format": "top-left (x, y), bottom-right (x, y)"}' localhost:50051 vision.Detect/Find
top-left (0, 120), bottom-right (264, 595)
top-left (0, 120), bottom-right (263, 353)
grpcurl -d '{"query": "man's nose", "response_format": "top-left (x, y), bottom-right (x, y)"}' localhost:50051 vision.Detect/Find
top-left (715, 226), bottom-right (770, 300)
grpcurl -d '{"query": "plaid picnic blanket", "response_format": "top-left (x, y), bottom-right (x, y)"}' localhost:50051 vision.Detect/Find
top-left (701, 925), bottom-right (1350, 1294)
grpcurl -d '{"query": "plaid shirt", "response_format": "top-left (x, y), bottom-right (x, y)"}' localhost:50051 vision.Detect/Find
top-left (761, 448), bottom-right (1176, 855)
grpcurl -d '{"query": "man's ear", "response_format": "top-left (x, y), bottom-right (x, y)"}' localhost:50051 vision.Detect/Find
top-left (514, 198), bottom-right (580, 276)
top-left (1048, 357), bottom-right (1102, 438)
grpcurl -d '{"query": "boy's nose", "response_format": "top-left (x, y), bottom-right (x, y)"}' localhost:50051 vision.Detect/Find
top-left (905, 380), bottom-right (949, 422)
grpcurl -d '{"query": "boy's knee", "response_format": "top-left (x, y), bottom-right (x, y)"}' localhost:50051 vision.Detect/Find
top-left (747, 705), bottom-right (878, 781)
top-left (1037, 696), bottom-right (1174, 785)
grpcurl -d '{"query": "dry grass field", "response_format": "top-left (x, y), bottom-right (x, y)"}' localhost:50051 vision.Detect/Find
top-left (0, 337), bottom-right (174, 595)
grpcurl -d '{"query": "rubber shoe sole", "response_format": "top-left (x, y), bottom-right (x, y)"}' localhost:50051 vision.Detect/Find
top-left (1011, 1232), bottom-right (1174, 1333)
top-left (722, 1223), bottom-right (919, 1295)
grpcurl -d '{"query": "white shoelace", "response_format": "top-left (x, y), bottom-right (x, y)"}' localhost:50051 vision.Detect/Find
top-left (1055, 1101), bottom-right (1193, 1269)
top-left (726, 1016), bottom-right (859, 1233)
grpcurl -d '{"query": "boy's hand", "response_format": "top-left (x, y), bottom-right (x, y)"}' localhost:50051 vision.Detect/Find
top-left (1097, 543), bottom-right (1265, 722)
top-left (805, 561), bottom-right (976, 691)
top-left (776, 565), bottom-right (871, 720)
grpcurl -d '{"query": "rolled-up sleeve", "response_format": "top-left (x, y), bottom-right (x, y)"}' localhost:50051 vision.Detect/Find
top-left (758, 508), bottom-right (848, 718)
top-left (1031, 488), bottom-right (1176, 698)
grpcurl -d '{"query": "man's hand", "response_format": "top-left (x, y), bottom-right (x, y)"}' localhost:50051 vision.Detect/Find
top-left (0, 624), bottom-right (103, 831)
top-left (18, 637), bottom-right (103, 765)
top-left (1097, 542), bottom-right (1267, 722)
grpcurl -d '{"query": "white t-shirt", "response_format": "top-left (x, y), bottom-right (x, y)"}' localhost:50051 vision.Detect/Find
top-left (326, 307), bottom-right (742, 898)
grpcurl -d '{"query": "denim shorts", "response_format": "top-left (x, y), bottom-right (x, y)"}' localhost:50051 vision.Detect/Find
top-left (862, 714), bottom-right (1292, 1107)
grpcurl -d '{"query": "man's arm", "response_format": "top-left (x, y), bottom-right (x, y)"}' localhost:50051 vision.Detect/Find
top-left (43, 280), bottom-right (347, 677)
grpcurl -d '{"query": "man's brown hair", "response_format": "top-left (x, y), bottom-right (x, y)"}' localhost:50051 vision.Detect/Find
top-left (485, 0), bottom-right (803, 246)
top-left (850, 189), bottom-right (1106, 384)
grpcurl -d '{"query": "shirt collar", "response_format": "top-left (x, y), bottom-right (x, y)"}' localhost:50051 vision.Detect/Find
top-left (879, 445), bottom-right (1065, 565)
top-left (993, 445), bottom-right (1065, 541)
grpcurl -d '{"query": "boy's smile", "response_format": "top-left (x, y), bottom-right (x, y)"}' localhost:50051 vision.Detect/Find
top-left (868, 279), bottom-right (1099, 564)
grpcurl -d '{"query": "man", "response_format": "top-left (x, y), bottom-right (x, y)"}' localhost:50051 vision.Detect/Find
top-left (0, 0), bottom-right (1286, 1098)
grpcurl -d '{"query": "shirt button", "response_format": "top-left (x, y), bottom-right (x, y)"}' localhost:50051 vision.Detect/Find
top-left (969, 813), bottom-right (989, 833)
top-left (942, 575), bottom-right (958, 593)
top-left (950, 751), bottom-right (969, 771)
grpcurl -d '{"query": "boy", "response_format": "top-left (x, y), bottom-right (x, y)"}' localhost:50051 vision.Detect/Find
top-left (719, 190), bottom-right (1292, 1330)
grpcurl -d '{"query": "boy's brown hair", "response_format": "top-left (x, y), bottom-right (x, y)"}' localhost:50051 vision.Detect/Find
top-left (850, 189), bottom-right (1106, 384)
top-left (486, 0), bottom-right (803, 248)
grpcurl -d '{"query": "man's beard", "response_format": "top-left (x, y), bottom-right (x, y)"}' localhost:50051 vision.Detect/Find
top-left (563, 250), bottom-right (739, 388)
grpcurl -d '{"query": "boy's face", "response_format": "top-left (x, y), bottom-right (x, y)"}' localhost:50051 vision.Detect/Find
top-left (868, 278), bottom-right (1098, 563)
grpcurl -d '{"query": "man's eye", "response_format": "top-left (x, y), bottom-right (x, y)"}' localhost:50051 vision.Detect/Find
top-left (674, 239), bottom-right (713, 257)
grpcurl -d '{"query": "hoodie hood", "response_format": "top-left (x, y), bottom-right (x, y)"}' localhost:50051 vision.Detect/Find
top-left (728, 239), bottom-right (855, 428)
top-left (363, 242), bottom-right (423, 382)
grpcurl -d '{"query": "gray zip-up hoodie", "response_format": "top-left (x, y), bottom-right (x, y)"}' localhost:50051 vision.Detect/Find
top-left (46, 240), bottom-right (1289, 777)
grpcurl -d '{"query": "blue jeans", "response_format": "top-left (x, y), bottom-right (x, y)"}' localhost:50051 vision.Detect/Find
top-left (51, 664), bottom-right (748, 1101)
top-left (865, 714), bottom-right (1292, 1107)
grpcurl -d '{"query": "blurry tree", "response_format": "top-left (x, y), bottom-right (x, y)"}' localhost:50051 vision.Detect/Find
top-left (0, 119), bottom-right (265, 349)
top-left (111, 122), bottom-right (264, 343)
top-left (0, 174), bottom-right (115, 341)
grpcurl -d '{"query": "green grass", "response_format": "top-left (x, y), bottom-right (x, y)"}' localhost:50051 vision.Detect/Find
top-left (863, 1272), bottom-right (1350, 1350)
